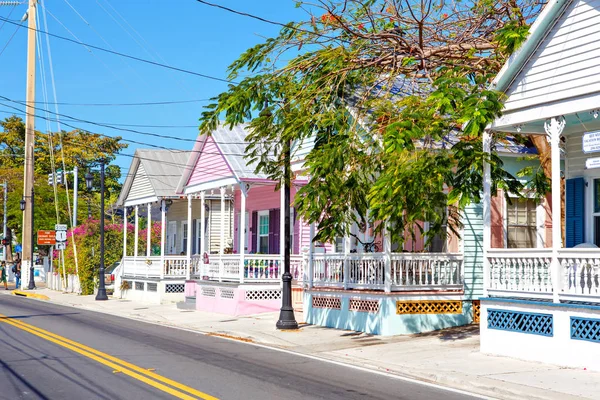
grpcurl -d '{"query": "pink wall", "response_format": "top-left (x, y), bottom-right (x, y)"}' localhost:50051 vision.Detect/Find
top-left (187, 136), bottom-right (233, 186)
top-left (233, 184), bottom-right (301, 254)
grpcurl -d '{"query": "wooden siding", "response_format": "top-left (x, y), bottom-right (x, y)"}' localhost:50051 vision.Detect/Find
top-left (187, 136), bottom-right (234, 187)
top-left (566, 132), bottom-right (587, 178)
top-left (128, 163), bottom-right (154, 201)
top-left (463, 202), bottom-right (484, 300)
top-left (504, 0), bottom-right (600, 111)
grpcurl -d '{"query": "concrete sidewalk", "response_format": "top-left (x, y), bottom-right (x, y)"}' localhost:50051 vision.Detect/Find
top-left (3, 288), bottom-right (599, 400)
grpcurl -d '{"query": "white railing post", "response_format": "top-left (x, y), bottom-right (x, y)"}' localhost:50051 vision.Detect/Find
top-left (219, 187), bottom-right (225, 283)
top-left (122, 206), bottom-right (128, 260)
top-left (186, 195), bottom-right (192, 280)
top-left (146, 203), bottom-right (152, 257)
top-left (343, 235), bottom-right (351, 289)
top-left (160, 199), bottom-right (166, 280)
top-left (545, 117), bottom-right (566, 303)
top-left (482, 128), bottom-right (492, 298)
top-left (239, 185), bottom-right (247, 283)
top-left (134, 205), bottom-right (139, 277)
top-left (384, 224), bottom-right (392, 293)
top-left (308, 222), bottom-right (315, 289)
top-left (280, 180), bottom-right (285, 287)
top-left (200, 191), bottom-right (206, 277)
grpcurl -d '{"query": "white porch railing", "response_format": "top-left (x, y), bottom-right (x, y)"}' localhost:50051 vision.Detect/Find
top-left (486, 248), bottom-right (600, 303)
top-left (122, 256), bottom-right (187, 278)
top-left (311, 252), bottom-right (463, 291)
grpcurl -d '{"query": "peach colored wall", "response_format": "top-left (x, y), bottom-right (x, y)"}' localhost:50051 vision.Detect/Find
top-left (491, 190), bottom-right (504, 248)
top-left (187, 137), bottom-right (233, 186)
top-left (544, 193), bottom-right (553, 248)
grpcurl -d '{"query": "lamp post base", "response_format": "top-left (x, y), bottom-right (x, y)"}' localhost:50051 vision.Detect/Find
top-left (276, 307), bottom-right (299, 330)
top-left (95, 288), bottom-right (108, 301)
top-left (26, 261), bottom-right (36, 290)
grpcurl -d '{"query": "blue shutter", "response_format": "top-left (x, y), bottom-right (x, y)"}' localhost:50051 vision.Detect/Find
top-left (566, 177), bottom-right (585, 248)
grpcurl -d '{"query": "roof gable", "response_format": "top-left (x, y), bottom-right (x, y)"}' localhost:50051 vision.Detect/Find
top-left (128, 162), bottom-right (155, 201)
top-left (186, 136), bottom-right (234, 186)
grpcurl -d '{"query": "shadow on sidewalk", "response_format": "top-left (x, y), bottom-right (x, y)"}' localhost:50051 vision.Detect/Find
top-left (411, 324), bottom-right (479, 341)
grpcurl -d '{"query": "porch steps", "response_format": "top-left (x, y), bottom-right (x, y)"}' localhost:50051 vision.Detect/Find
top-left (176, 296), bottom-right (196, 310)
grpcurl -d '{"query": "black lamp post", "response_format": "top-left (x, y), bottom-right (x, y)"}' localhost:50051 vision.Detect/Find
top-left (20, 187), bottom-right (35, 290)
top-left (86, 162), bottom-right (108, 301)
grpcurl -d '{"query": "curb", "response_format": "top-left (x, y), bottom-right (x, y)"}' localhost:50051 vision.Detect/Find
top-left (12, 290), bottom-right (50, 301)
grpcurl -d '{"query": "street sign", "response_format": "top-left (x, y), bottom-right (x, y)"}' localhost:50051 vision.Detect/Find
top-left (55, 230), bottom-right (67, 242)
top-left (37, 230), bottom-right (56, 245)
top-left (583, 131), bottom-right (600, 153)
top-left (55, 224), bottom-right (68, 231)
top-left (56, 242), bottom-right (66, 250)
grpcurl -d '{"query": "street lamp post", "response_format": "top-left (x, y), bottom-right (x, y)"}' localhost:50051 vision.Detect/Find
top-left (19, 187), bottom-right (35, 290)
top-left (86, 161), bottom-right (108, 301)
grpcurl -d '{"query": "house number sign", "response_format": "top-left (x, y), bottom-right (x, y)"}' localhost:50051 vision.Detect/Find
top-left (583, 131), bottom-right (600, 153)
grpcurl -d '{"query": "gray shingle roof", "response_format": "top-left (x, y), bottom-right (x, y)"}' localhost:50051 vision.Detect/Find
top-left (135, 149), bottom-right (192, 196)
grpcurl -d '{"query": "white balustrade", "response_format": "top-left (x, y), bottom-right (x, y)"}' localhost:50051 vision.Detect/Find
top-left (487, 249), bottom-right (553, 298)
top-left (558, 249), bottom-right (600, 301)
top-left (122, 256), bottom-right (162, 277)
top-left (163, 256), bottom-right (188, 277)
top-left (390, 253), bottom-right (463, 290)
top-left (312, 254), bottom-right (345, 287)
top-left (347, 254), bottom-right (386, 289)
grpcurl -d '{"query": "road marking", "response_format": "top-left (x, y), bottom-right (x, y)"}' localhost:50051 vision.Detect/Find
top-left (0, 314), bottom-right (218, 400)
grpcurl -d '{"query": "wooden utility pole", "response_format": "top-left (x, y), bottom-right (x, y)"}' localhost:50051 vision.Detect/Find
top-left (22, 0), bottom-right (37, 289)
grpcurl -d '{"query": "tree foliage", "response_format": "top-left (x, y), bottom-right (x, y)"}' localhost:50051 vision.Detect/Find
top-left (199, 0), bottom-right (546, 246)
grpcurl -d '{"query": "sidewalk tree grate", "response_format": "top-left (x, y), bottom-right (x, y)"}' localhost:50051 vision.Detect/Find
top-left (147, 282), bottom-right (158, 292)
top-left (396, 300), bottom-right (463, 315)
top-left (472, 300), bottom-right (481, 323)
top-left (134, 282), bottom-right (144, 291)
top-left (571, 317), bottom-right (600, 343)
top-left (488, 309), bottom-right (553, 337)
top-left (220, 288), bottom-right (235, 299)
top-left (349, 299), bottom-right (380, 313)
top-left (201, 286), bottom-right (216, 297)
top-left (165, 284), bottom-right (185, 293)
top-left (312, 296), bottom-right (341, 310)
top-left (245, 289), bottom-right (281, 301)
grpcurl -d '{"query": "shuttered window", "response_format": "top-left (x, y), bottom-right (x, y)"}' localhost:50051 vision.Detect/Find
top-left (566, 177), bottom-right (585, 248)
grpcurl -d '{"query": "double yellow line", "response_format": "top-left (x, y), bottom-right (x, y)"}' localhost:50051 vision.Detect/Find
top-left (0, 313), bottom-right (218, 400)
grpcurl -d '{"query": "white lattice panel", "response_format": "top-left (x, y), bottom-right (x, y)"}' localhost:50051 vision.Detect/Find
top-left (165, 283), bottom-right (185, 293)
top-left (348, 299), bottom-right (380, 313)
top-left (147, 282), bottom-right (158, 292)
top-left (201, 286), bottom-right (216, 297)
top-left (220, 288), bottom-right (235, 299)
top-left (312, 296), bottom-right (342, 310)
top-left (245, 289), bottom-right (281, 301)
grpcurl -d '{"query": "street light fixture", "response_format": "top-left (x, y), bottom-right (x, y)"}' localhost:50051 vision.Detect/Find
top-left (19, 187), bottom-right (35, 290)
top-left (86, 162), bottom-right (108, 301)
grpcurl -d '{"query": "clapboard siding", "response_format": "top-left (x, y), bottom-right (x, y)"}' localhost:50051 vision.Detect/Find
top-left (567, 132), bottom-right (587, 178)
top-left (128, 163), bottom-right (154, 201)
top-left (462, 202), bottom-right (484, 300)
top-left (504, 0), bottom-right (600, 111)
top-left (187, 136), bottom-right (234, 186)
top-left (208, 199), bottom-right (234, 253)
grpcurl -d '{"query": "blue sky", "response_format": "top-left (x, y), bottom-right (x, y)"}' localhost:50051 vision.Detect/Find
top-left (0, 0), bottom-right (306, 179)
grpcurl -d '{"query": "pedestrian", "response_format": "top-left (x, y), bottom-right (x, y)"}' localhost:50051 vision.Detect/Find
top-left (14, 261), bottom-right (21, 289)
top-left (0, 261), bottom-right (7, 290)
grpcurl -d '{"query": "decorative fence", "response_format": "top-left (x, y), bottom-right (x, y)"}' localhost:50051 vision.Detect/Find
top-left (486, 248), bottom-right (600, 303)
top-left (311, 252), bottom-right (463, 291)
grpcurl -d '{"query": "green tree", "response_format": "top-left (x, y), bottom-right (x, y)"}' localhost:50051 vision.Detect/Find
top-left (199, 0), bottom-right (545, 246)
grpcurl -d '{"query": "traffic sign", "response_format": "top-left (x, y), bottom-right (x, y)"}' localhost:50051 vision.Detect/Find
top-left (55, 224), bottom-right (68, 231)
top-left (37, 230), bottom-right (56, 245)
top-left (55, 231), bottom-right (67, 242)
top-left (56, 243), bottom-right (66, 250)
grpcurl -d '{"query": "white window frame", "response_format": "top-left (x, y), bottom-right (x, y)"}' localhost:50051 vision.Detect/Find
top-left (257, 210), bottom-right (270, 254)
top-left (182, 222), bottom-right (188, 255)
top-left (503, 194), bottom-right (545, 249)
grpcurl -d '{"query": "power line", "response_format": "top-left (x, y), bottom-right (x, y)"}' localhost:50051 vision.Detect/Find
top-left (0, 14), bottom-right (239, 84)
top-left (19, 98), bottom-right (213, 107)
top-left (0, 17), bottom-right (22, 57)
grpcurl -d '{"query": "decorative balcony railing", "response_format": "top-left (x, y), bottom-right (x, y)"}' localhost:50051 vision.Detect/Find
top-left (311, 252), bottom-right (463, 291)
top-left (486, 248), bottom-right (600, 303)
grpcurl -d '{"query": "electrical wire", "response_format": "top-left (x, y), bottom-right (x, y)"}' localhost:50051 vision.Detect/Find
top-left (18, 99), bottom-right (213, 106)
top-left (0, 15), bottom-right (238, 83)
top-left (0, 17), bottom-right (22, 57)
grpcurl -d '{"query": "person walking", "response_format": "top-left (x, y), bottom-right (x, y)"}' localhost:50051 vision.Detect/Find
top-left (0, 261), bottom-right (7, 290)
top-left (14, 261), bottom-right (21, 290)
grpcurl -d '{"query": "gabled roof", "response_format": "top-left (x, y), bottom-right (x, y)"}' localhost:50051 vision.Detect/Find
top-left (117, 149), bottom-right (192, 206)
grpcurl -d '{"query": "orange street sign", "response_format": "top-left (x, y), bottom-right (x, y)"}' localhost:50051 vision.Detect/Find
top-left (38, 230), bottom-right (56, 245)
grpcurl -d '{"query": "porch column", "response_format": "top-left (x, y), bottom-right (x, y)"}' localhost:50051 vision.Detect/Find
top-left (280, 181), bottom-right (286, 281)
top-left (343, 235), bottom-right (351, 289)
top-left (239, 185), bottom-right (247, 283)
top-left (545, 116), bottom-right (566, 303)
top-left (122, 206), bottom-right (127, 258)
top-left (186, 195), bottom-right (193, 280)
top-left (134, 205), bottom-right (139, 275)
top-left (482, 129), bottom-right (492, 298)
top-left (308, 222), bottom-right (315, 289)
top-left (160, 199), bottom-right (166, 280)
top-left (200, 192), bottom-right (206, 256)
top-left (219, 186), bottom-right (225, 282)
top-left (146, 204), bottom-right (152, 257)
top-left (383, 224), bottom-right (392, 293)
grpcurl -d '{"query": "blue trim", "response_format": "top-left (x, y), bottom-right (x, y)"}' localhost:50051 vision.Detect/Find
top-left (480, 297), bottom-right (600, 311)
top-left (488, 309), bottom-right (553, 337)
top-left (571, 316), bottom-right (600, 344)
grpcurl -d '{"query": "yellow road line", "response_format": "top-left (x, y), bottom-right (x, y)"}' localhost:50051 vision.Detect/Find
top-left (0, 315), bottom-right (218, 400)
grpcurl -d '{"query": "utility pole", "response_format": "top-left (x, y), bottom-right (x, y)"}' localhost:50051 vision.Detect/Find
top-left (1, 181), bottom-right (6, 262)
top-left (73, 166), bottom-right (78, 227)
top-left (21, 0), bottom-right (37, 289)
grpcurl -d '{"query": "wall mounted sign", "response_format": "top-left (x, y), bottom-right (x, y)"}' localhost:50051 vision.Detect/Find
top-left (583, 131), bottom-right (600, 153)
top-left (586, 157), bottom-right (600, 169)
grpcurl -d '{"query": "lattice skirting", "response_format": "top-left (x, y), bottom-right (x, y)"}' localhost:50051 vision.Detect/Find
top-left (220, 288), bottom-right (235, 299)
top-left (396, 300), bottom-right (463, 315)
top-left (245, 289), bottom-right (281, 301)
top-left (472, 300), bottom-right (481, 323)
top-left (349, 299), bottom-right (380, 313)
top-left (201, 286), bottom-right (216, 297)
top-left (312, 296), bottom-right (342, 310)
top-left (134, 281), bottom-right (144, 291)
top-left (165, 283), bottom-right (185, 293)
top-left (571, 317), bottom-right (600, 343)
top-left (488, 309), bottom-right (553, 337)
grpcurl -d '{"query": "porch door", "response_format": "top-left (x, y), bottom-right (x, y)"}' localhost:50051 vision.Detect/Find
top-left (167, 221), bottom-right (177, 255)
top-left (237, 212), bottom-right (249, 252)
top-left (195, 217), bottom-right (210, 254)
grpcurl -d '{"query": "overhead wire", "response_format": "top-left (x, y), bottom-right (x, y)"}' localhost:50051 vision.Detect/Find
top-left (0, 3), bottom-right (16, 33)
top-left (0, 16), bottom-right (23, 57)
top-left (17, 98), bottom-right (213, 106)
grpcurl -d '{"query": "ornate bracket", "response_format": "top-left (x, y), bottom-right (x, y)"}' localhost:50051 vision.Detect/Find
top-left (543, 116), bottom-right (566, 143)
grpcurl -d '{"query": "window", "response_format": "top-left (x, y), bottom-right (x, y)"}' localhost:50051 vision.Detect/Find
top-left (182, 222), bottom-right (188, 254)
top-left (506, 198), bottom-right (538, 248)
top-left (334, 237), bottom-right (344, 253)
top-left (258, 212), bottom-right (269, 253)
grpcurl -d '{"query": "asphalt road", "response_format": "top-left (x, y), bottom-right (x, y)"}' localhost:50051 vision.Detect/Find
top-left (0, 295), bottom-right (484, 400)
